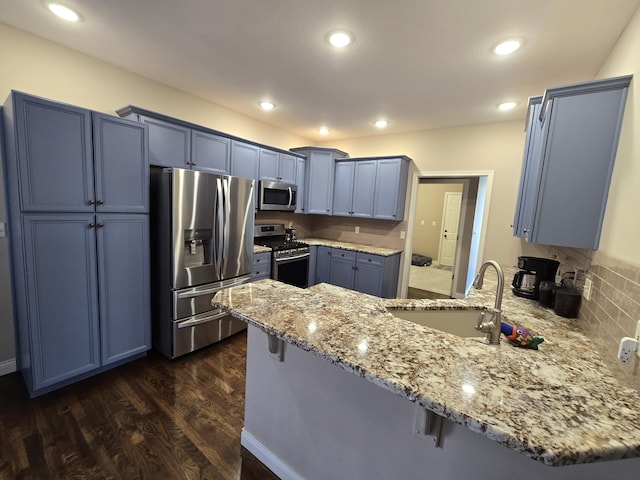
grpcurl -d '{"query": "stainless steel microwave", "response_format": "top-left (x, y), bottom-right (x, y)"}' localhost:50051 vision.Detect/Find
top-left (258, 180), bottom-right (297, 211)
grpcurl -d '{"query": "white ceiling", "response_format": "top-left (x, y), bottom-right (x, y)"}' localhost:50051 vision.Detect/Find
top-left (1, 0), bottom-right (639, 140)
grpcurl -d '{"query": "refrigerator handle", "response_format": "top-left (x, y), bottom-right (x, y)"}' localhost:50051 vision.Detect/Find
top-left (222, 177), bottom-right (231, 274)
top-left (216, 177), bottom-right (225, 276)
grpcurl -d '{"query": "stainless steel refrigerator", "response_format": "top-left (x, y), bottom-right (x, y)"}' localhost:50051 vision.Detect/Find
top-left (150, 168), bottom-right (254, 358)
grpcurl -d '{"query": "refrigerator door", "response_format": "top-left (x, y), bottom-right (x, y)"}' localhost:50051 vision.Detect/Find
top-left (219, 175), bottom-right (254, 280)
top-left (171, 169), bottom-right (220, 289)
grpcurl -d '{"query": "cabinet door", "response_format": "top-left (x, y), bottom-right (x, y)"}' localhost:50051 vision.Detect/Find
top-left (295, 157), bottom-right (306, 214)
top-left (140, 115), bottom-right (190, 168)
top-left (354, 253), bottom-right (385, 296)
top-left (307, 246), bottom-right (317, 286)
top-left (351, 160), bottom-right (377, 218)
top-left (315, 246), bottom-right (332, 284)
top-left (13, 92), bottom-right (94, 212)
top-left (279, 153), bottom-right (297, 184)
top-left (530, 88), bottom-right (628, 248)
top-left (329, 248), bottom-right (356, 289)
top-left (97, 214), bottom-right (151, 365)
top-left (259, 148), bottom-right (279, 181)
top-left (191, 130), bottom-right (230, 174)
top-left (231, 140), bottom-right (259, 180)
top-left (512, 98), bottom-right (544, 240)
top-left (373, 158), bottom-right (407, 220)
top-left (333, 161), bottom-right (355, 217)
top-left (22, 214), bottom-right (100, 390)
top-left (93, 113), bottom-right (149, 213)
top-left (306, 150), bottom-right (334, 215)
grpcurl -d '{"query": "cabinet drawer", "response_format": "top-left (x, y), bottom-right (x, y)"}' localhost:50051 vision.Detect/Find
top-left (331, 248), bottom-right (356, 262)
top-left (252, 265), bottom-right (271, 278)
top-left (253, 252), bottom-right (271, 266)
top-left (356, 252), bottom-right (384, 267)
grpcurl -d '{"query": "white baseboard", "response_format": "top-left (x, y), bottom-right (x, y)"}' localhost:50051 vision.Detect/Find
top-left (0, 358), bottom-right (17, 376)
top-left (241, 429), bottom-right (302, 480)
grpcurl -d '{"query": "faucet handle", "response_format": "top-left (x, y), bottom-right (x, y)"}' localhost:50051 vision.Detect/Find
top-left (475, 311), bottom-right (486, 331)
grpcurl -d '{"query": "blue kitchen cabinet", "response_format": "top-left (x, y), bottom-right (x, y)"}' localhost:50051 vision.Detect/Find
top-left (97, 214), bottom-right (151, 366)
top-left (329, 248), bottom-right (356, 289)
top-left (315, 246), bottom-right (332, 284)
top-left (3, 92), bottom-right (151, 396)
top-left (138, 115), bottom-right (190, 168)
top-left (191, 129), bottom-right (230, 174)
top-left (259, 149), bottom-right (297, 184)
top-left (21, 214), bottom-right (101, 390)
top-left (333, 159), bottom-right (377, 218)
top-left (372, 157), bottom-right (410, 221)
top-left (295, 156), bottom-right (306, 214)
top-left (10, 92), bottom-right (95, 212)
top-left (513, 75), bottom-right (632, 249)
top-left (93, 113), bottom-right (149, 213)
top-left (307, 245), bottom-right (317, 286)
top-left (291, 147), bottom-right (348, 215)
top-left (252, 251), bottom-right (272, 281)
top-left (512, 96), bottom-right (543, 241)
top-left (355, 252), bottom-right (401, 298)
top-left (231, 140), bottom-right (260, 209)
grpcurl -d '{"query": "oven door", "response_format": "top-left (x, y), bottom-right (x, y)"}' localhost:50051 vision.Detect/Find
top-left (272, 252), bottom-right (310, 288)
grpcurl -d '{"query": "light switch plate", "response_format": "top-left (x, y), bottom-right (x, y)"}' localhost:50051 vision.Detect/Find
top-left (583, 277), bottom-right (592, 300)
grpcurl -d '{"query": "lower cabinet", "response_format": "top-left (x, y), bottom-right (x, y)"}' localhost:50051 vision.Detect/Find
top-left (315, 246), bottom-right (400, 298)
top-left (20, 213), bottom-right (150, 395)
top-left (252, 251), bottom-right (272, 281)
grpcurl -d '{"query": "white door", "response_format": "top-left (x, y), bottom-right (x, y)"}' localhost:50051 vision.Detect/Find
top-left (438, 192), bottom-right (462, 267)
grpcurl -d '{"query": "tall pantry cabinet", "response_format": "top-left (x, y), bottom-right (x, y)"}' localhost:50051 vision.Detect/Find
top-left (2, 92), bottom-right (151, 397)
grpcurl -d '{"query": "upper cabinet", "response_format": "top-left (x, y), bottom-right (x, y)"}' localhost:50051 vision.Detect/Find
top-left (290, 147), bottom-right (348, 215)
top-left (295, 156), bottom-right (306, 214)
top-left (191, 129), bottom-right (230, 174)
top-left (259, 149), bottom-right (297, 184)
top-left (137, 115), bottom-right (191, 169)
top-left (513, 75), bottom-right (632, 249)
top-left (332, 156), bottom-right (410, 221)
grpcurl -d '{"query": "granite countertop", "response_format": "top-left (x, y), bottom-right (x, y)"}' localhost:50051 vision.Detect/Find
top-left (302, 238), bottom-right (403, 256)
top-left (253, 245), bottom-right (271, 254)
top-left (213, 267), bottom-right (640, 466)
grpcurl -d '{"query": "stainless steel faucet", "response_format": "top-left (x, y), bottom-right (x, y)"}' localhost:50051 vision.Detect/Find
top-left (472, 260), bottom-right (504, 345)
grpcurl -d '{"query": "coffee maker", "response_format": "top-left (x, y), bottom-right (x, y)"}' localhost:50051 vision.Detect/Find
top-left (512, 256), bottom-right (560, 300)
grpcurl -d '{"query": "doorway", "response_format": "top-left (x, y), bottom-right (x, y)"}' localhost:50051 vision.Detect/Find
top-left (401, 172), bottom-right (493, 300)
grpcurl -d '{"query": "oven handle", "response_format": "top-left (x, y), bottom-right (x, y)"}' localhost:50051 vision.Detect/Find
top-left (274, 252), bottom-right (311, 263)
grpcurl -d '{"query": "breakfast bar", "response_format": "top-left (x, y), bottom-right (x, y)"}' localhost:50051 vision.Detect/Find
top-left (214, 273), bottom-right (640, 479)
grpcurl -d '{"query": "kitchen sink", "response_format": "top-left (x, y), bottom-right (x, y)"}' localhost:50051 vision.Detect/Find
top-left (390, 308), bottom-right (484, 337)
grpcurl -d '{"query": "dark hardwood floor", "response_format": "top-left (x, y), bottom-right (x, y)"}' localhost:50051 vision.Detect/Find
top-left (0, 331), bottom-right (280, 480)
top-left (407, 286), bottom-right (450, 300)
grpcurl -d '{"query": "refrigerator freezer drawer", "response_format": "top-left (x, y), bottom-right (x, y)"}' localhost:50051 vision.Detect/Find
top-left (172, 310), bottom-right (246, 358)
top-left (173, 275), bottom-right (251, 319)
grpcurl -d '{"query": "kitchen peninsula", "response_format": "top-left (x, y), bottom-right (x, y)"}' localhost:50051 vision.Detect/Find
top-left (213, 270), bottom-right (640, 479)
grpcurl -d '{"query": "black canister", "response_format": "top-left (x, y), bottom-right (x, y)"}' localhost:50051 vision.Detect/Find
top-left (538, 281), bottom-right (556, 308)
top-left (554, 288), bottom-right (581, 318)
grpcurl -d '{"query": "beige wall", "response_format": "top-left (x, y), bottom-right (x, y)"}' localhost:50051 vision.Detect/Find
top-left (411, 183), bottom-right (464, 261)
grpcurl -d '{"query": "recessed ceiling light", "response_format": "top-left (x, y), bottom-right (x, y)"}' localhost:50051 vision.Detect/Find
top-left (46, 3), bottom-right (81, 22)
top-left (374, 120), bottom-right (388, 129)
top-left (259, 101), bottom-right (275, 111)
top-left (493, 39), bottom-right (522, 56)
top-left (326, 30), bottom-right (355, 48)
top-left (317, 127), bottom-right (329, 135)
top-left (498, 101), bottom-right (517, 111)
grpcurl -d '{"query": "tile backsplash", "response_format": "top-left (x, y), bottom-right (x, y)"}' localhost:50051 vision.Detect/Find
top-left (579, 250), bottom-right (640, 389)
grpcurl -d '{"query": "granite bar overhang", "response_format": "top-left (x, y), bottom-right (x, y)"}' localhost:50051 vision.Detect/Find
top-left (213, 267), bottom-right (640, 466)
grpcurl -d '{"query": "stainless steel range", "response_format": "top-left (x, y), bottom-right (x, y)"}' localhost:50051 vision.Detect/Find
top-left (254, 224), bottom-right (310, 288)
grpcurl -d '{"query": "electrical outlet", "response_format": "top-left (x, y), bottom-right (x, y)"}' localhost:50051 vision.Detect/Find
top-left (636, 321), bottom-right (640, 359)
top-left (618, 337), bottom-right (639, 363)
top-left (354, 226), bottom-right (359, 234)
top-left (400, 230), bottom-right (406, 239)
top-left (583, 277), bottom-right (592, 301)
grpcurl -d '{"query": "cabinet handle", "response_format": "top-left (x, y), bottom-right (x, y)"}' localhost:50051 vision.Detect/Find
top-left (523, 228), bottom-right (529, 233)
top-left (97, 200), bottom-right (104, 205)
top-left (88, 200), bottom-right (95, 205)
top-left (89, 223), bottom-right (95, 228)
top-left (97, 223), bottom-right (104, 228)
